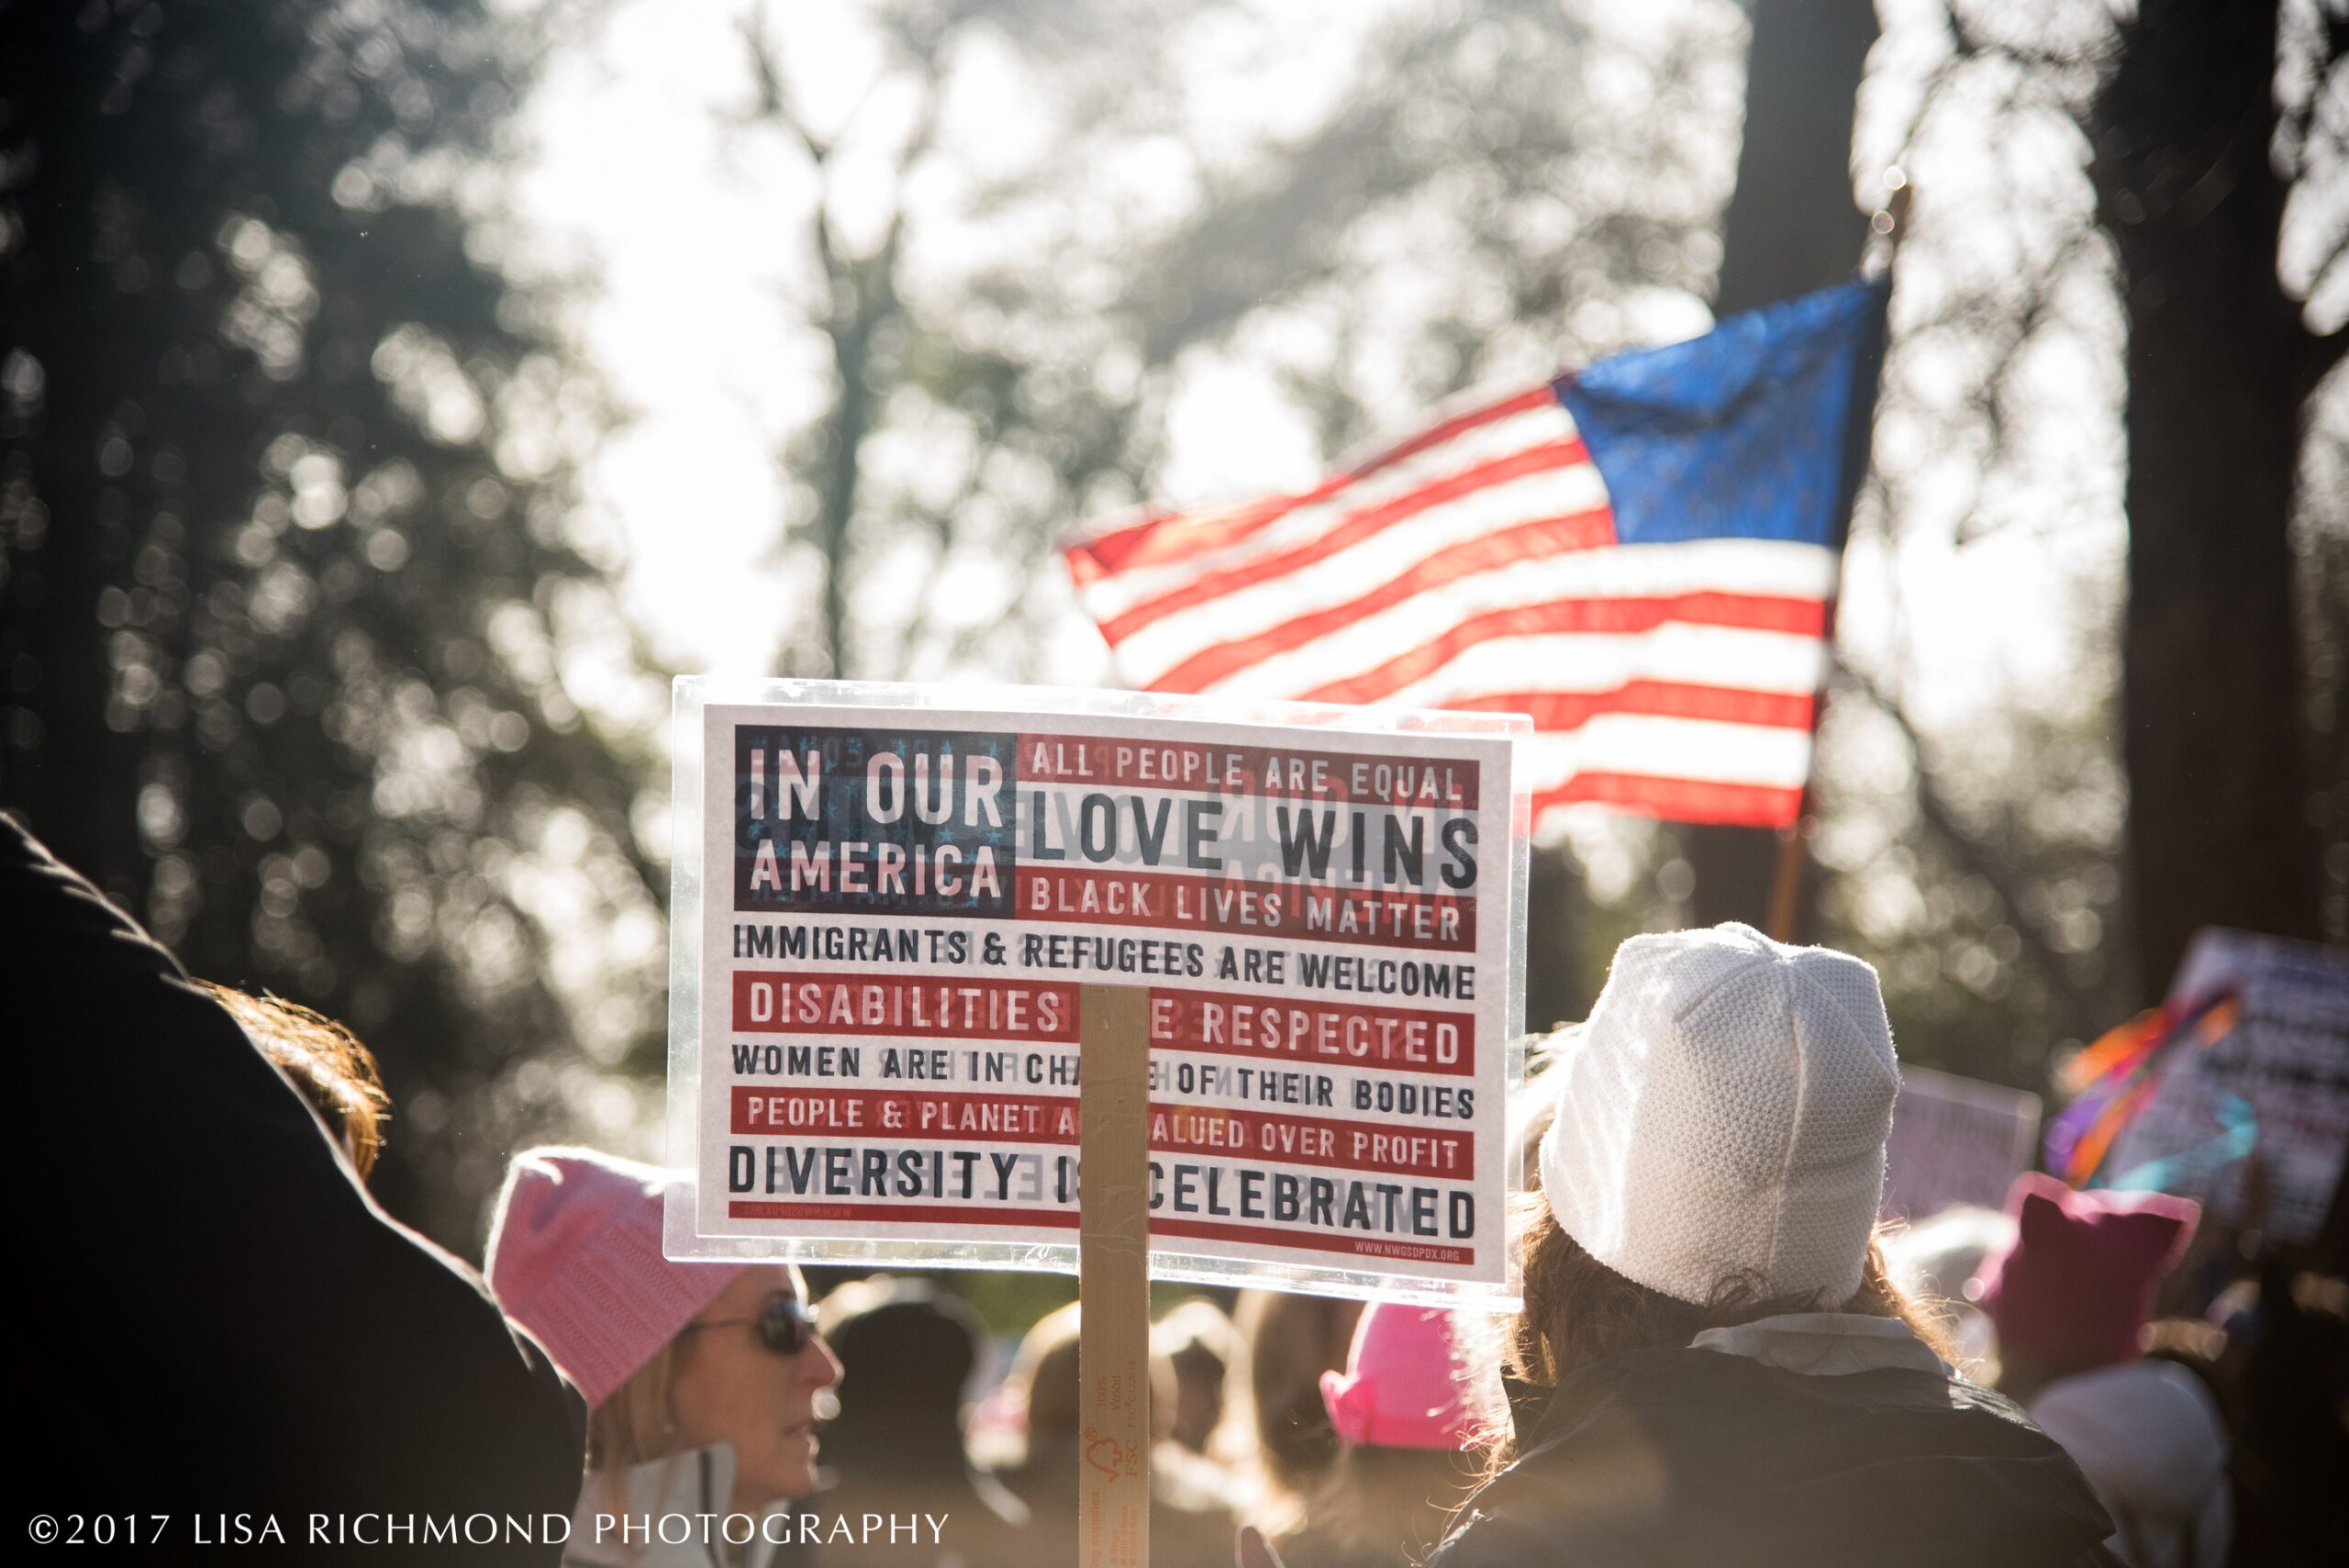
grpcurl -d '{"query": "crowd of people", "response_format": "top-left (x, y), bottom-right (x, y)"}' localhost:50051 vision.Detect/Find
top-left (12, 811), bottom-right (2346, 1566)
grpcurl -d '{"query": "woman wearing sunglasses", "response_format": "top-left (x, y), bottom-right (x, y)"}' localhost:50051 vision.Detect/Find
top-left (488, 1147), bottom-right (843, 1564)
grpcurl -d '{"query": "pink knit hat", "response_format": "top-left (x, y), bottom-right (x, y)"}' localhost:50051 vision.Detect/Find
top-left (1319, 1302), bottom-right (1477, 1451)
top-left (1976, 1172), bottom-right (2199, 1372)
top-left (485, 1148), bottom-right (747, 1407)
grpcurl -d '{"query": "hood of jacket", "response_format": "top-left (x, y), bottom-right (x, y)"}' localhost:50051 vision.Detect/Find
top-left (1429, 1342), bottom-right (2116, 1568)
top-left (566, 1445), bottom-right (794, 1568)
top-left (2028, 1362), bottom-right (2229, 1540)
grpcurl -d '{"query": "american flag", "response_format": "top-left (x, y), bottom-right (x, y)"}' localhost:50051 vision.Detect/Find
top-left (1066, 278), bottom-right (1888, 830)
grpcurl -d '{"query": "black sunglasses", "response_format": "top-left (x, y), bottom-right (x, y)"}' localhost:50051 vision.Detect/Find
top-left (682, 1293), bottom-right (818, 1357)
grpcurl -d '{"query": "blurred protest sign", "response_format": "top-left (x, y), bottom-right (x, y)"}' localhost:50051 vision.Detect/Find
top-left (2048, 929), bottom-right (2349, 1246)
top-left (2086, 929), bottom-right (2349, 1244)
top-left (663, 678), bottom-right (1529, 1306)
top-left (1880, 1065), bottom-right (2041, 1221)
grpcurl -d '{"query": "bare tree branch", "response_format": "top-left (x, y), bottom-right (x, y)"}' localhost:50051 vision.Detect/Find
top-left (738, 3), bottom-right (832, 166)
top-left (1832, 656), bottom-right (2080, 997)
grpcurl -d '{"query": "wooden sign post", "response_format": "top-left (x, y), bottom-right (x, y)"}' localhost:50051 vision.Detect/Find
top-left (1078, 983), bottom-right (1152, 1568)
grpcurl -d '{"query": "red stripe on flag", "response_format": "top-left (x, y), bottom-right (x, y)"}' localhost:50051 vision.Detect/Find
top-left (1069, 494), bottom-right (1300, 585)
top-left (1339, 384), bottom-right (1559, 483)
top-left (1534, 773), bottom-right (1805, 828)
top-left (1148, 506), bottom-right (1614, 693)
top-left (1289, 594), bottom-right (1831, 705)
top-left (1442, 684), bottom-right (1818, 732)
top-left (1099, 438), bottom-right (1591, 645)
top-left (1069, 384), bottom-right (1558, 579)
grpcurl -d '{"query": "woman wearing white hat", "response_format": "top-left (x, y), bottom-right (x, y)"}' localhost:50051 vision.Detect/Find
top-left (1424, 924), bottom-right (2121, 1568)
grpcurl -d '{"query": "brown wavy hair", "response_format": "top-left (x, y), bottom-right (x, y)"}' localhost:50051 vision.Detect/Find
top-left (1504, 1193), bottom-right (1954, 1403)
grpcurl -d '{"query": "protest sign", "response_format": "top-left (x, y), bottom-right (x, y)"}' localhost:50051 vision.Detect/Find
top-left (2097, 929), bottom-right (2349, 1244)
top-left (1879, 1065), bottom-right (2041, 1221)
top-left (664, 679), bottom-right (1530, 1304)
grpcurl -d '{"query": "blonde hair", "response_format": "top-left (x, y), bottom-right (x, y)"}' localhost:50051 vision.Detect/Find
top-left (203, 982), bottom-right (391, 1178)
top-left (585, 1339), bottom-right (684, 1508)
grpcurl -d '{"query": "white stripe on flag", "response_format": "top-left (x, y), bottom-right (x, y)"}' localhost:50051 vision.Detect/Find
top-left (1113, 462), bottom-right (1611, 681)
top-left (1356, 626), bottom-right (1836, 710)
top-left (1154, 540), bottom-right (1838, 699)
top-left (1077, 400), bottom-right (1579, 621)
top-left (1521, 717), bottom-right (1817, 791)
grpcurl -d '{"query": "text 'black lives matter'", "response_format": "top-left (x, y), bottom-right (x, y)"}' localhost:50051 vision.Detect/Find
top-left (734, 726), bottom-right (1019, 917)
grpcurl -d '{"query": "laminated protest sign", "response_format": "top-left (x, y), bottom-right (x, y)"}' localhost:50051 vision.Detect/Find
top-left (664, 678), bottom-right (1531, 1306)
top-left (1879, 1065), bottom-right (2041, 1221)
top-left (2099, 929), bottom-right (2349, 1244)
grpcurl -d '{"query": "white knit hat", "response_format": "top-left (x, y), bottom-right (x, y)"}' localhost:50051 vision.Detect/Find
top-left (1537, 923), bottom-right (1899, 1307)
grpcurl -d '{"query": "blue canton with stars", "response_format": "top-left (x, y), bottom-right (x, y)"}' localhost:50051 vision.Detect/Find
top-left (1555, 275), bottom-right (1890, 550)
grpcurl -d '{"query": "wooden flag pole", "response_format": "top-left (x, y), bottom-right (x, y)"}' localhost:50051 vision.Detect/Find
top-left (1766, 170), bottom-right (1909, 945)
top-left (1077, 983), bottom-right (1152, 1568)
top-left (1765, 817), bottom-right (1808, 943)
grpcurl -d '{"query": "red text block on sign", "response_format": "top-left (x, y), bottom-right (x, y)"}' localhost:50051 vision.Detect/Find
top-left (1147, 987), bottom-right (1475, 1077)
top-left (732, 1086), bottom-right (1078, 1142)
top-left (731, 972), bottom-right (1079, 1041)
top-left (729, 1088), bottom-right (1472, 1178)
top-left (1016, 866), bottom-right (1475, 951)
top-left (1016, 732), bottom-right (1482, 808)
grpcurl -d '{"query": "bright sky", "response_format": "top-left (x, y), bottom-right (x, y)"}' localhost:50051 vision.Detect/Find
top-left (511, 0), bottom-right (825, 679)
top-left (509, 0), bottom-right (2127, 829)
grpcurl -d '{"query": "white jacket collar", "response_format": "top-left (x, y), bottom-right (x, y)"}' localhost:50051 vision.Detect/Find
top-left (566, 1444), bottom-right (786, 1568)
top-left (1689, 1313), bottom-right (1951, 1378)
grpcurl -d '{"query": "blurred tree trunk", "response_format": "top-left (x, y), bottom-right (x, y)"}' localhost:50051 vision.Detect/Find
top-left (0, 0), bottom-right (661, 1248)
top-left (2097, 0), bottom-right (2328, 991)
top-left (1687, 0), bottom-right (1877, 929)
top-left (0, 20), bottom-right (143, 905)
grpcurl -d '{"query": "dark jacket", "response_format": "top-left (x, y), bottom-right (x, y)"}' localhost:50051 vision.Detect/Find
top-left (4, 816), bottom-right (585, 1562)
top-left (1427, 1342), bottom-right (2119, 1568)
